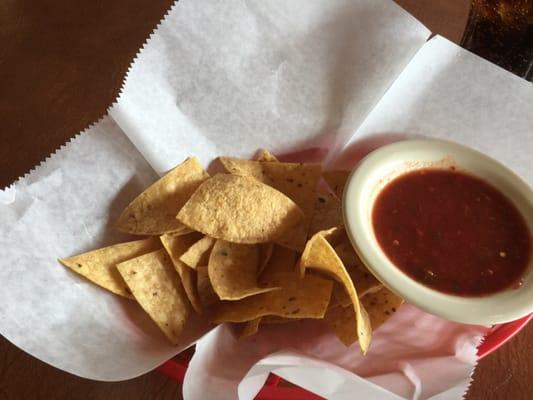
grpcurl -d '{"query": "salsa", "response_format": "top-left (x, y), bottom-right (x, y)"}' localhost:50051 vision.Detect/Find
top-left (372, 168), bottom-right (531, 296)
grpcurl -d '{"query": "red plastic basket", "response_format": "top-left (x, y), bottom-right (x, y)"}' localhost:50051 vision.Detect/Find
top-left (156, 314), bottom-right (531, 399)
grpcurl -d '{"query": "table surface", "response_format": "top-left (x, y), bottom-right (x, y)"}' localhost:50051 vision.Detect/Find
top-left (0, 1), bottom-right (531, 399)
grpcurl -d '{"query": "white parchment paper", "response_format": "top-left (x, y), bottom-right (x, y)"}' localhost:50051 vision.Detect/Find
top-left (340, 35), bottom-right (533, 183)
top-left (110, 0), bottom-right (429, 174)
top-left (0, 116), bottom-right (212, 380)
top-left (0, 0), bottom-right (531, 398)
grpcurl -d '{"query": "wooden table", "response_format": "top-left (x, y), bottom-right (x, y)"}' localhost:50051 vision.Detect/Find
top-left (0, 1), bottom-right (531, 399)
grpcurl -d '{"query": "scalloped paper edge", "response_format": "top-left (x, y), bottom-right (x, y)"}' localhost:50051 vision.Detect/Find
top-left (1, 116), bottom-right (105, 194)
top-left (110, 0), bottom-right (180, 108)
top-left (1, 0), bottom-right (180, 195)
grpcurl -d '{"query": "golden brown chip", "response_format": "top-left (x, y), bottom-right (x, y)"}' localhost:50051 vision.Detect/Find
top-left (308, 192), bottom-right (343, 237)
top-left (175, 263), bottom-right (201, 313)
top-left (208, 240), bottom-right (278, 300)
top-left (212, 272), bottom-right (333, 323)
top-left (255, 151), bottom-right (280, 270)
top-left (238, 318), bottom-right (262, 338)
top-left (318, 226), bottom-right (345, 247)
top-left (258, 243), bottom-right (275, 275)
top-left (298, 227), bottom-right (342, 278)
top-left (330, 282), bottom-right (351, 308)
top-left (117, 249), bottom-right (190, 345)
top-left (58, 238), bottom-right (161, 299)
top-left (331, 229), bottom-right (367, 267)
top-left (332, 239), bottom-right (358, 268)
top-left (323, 303), bottom-right (357, 346)
top-left (219, 158), bottom-right (321, 250)
top-left (159, 232), bottom-right (203, 259)
top-left (255, 151), bottom-right (279, 271)
top-left (299, 231), bottom-right (372, 352)
top-left (177, 174), bottom-right (303, 244)
top-left (331, 279), bottom-right (383, 308)
top-left (361, 287), bottom-right (404, 330)
top-left (332, 234), bottom-right (382, 298)
top-left (256, 149), bottom-right (279, 162)
top-left (323, 170), bottom-right (350, 199)
top-left (116, 158), bottom-right (209, 235)
top-left (169, 227), bottom-right (196, 236)
top-left (160, 232), bottom-right (204, 313)
top-left (197, 265), bottom-right (219, 307)
top-left (349, 266), bottom-right (383, 297)
top-left (259, 245), bottom-right (297, 284)
top-left (180, 236), bottom-right (216, 270)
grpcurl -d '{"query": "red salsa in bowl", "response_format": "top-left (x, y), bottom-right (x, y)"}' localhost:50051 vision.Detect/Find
top-left (372, 169), bottom-right (531, 296)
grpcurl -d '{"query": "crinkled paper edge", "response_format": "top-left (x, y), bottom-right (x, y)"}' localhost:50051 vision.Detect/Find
top-left (460, 335), bottom-right (485, 400)
top-left (1, 117), bottom-right (104, 193)
top-left (1, 0), bottom-right (180, 194)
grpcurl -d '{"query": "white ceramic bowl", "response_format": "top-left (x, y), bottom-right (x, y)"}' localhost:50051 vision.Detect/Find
top-left (343, 139), bottom-right (533, 325)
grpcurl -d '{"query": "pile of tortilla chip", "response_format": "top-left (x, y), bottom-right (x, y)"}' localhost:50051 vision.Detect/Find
top-left (59, 150), bottom-right (402, 353)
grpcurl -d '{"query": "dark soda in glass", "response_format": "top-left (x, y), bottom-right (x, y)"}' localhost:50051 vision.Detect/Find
top-left (461, 0), bottom-right (532, 81)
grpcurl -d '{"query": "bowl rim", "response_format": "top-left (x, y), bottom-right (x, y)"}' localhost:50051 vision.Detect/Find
top-left (342, 138), bottom-right (533, 325)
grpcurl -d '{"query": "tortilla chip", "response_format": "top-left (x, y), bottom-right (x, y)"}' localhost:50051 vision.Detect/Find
top-left (197, 265), bottom-right (219, 307)
top-left (298, 227), bottom-right (343, 278)
top-left (331, 229), bottom-right (368, 267)
top-left (319, 226), bottom-right (345, 247)
top-left (159, 232), bottom-right (203, 259)
top-left (256, 149), bottom-right (279, 162)
top-left (361, 287), bottom-right (404, 330)
top-left (258, 243), bottom-right (274, 275)
top-left (176, 263), bottom-right (202, 313)
top-left (117, 249), bottom-right (190, 345)
top-left (238, 318), bottom-right (262, 338)
top-left (330, 282), bottom-right (351, 308)
top-left (332, 239), bottom-right (358, 268)
top-left (323, 170), bottom-right (350, 199)
top-left (208, 240), bottom-right (278, 300)
top-left (259, 245), bottom-right (297, 284)
top-left (180, 236), bottom-right (215, 270)
top-left (299, 231), bottom-right (372, 353)
top-left (219, 158), bottom-right (321, 250)
top-left (309, 192), bottom-right (343, 237)
top-left (160, 232), bottom-right (204, 313)
top-left (331, 278), bottom-right (383, 308)
top-left (255, 152), bottom-right (281, 266)
top-left (116, 157), bottom-right (209, 235)
top-left (58, 237), bottom-right (161, 299)
top-left (177, 174), bottom-right (303, 244)
top-left (212, 272), bottom-right (333, 323)
top-left (332, 234), bottom-right (382, 299)
top-left (324, 303), bottom-right (358, 346)
top-left (350, 266), bottom-right (383, 297)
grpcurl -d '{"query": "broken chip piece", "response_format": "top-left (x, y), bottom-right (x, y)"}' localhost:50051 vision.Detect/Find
top-left (116, 157), bottom-right (209, 235)
top-left (117, 249), bottom-right (190, 345)
top-left (180, 236), bottom-right (216, 270)
top-left (208, 240), bottom-right (278, 300)
top-left (160, 232), bottom-right (204, 313)
top-left (323, 169), bottom-right (350, 199)
top-left (59, 237), bottom-right (161, 299)
top-left (212, 272), bottom-right (333, 323)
